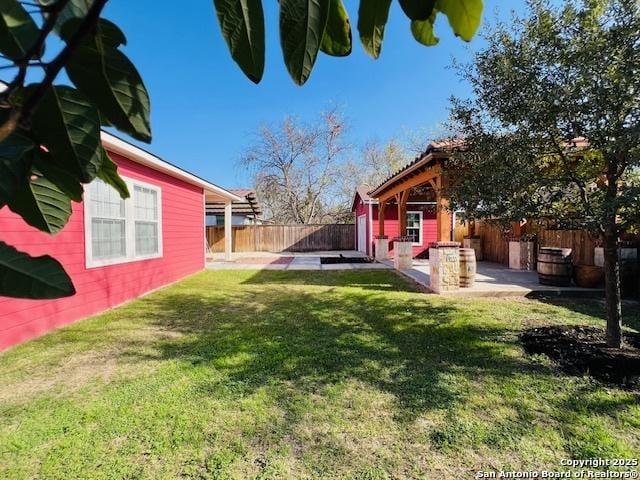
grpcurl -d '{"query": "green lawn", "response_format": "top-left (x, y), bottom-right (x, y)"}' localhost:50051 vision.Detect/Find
top-left (1, 270), bottom-right (639, 479)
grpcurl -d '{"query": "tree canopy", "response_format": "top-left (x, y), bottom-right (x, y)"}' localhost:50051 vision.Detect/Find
top-left (445, 0), bottom-right (640, 347)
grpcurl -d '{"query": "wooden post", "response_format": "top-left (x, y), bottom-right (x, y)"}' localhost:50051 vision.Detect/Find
top-left (224, 200), bottom-right (233, 260)
top-left (378, 201), bottom-right (386, 237)
top-left (397, 190), bottom-right (409, 237)
top-left (435, 175), bottom-right (452, 242)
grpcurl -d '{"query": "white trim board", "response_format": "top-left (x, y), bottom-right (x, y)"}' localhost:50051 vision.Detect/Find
top-left (101, 132), bottom-right (242, 202)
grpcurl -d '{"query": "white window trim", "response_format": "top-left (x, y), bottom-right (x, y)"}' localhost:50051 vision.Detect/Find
top-left (85, 176), bottom-right (163, 268)
top-left (406, 210), bottom-right (423, 246)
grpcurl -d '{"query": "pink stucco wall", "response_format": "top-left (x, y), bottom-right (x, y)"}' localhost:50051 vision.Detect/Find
top-left (0, 151), bottom-right (205, 351)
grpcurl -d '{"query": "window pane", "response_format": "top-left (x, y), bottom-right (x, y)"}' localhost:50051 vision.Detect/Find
top-left (406, 213), bottom-right (421, 243)
top-left (134, 185), bottom-right (158, 221)
top-left (90, 179), bottom-right (125, 219)
top-left (135, 221), bottom-right (158, 255)
top-left (91, 219), bottom-right (126, 260)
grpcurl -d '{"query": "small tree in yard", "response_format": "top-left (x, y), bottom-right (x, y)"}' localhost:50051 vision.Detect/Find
top-left (446, 0), bottom-right (640, 348)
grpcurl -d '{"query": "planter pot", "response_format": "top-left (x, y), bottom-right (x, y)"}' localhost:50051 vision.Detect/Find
top-left (538, 247), bottom-right (573, 286)
top-left (374, 237), bottom-right (389, 261)
top-left (573, 265), bottom-right (604, 288)
top-left (509, 241), bottom-right (536, 271)
top-left (393, 241), bottom-right (413, 270)
top-left (463, 236), bottom-right (483, 261)
top-left (594, 247), bottom-right (638, 298)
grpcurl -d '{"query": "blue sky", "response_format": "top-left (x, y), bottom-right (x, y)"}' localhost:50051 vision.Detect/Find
top-left (104, 0), bottom-right (524, 188)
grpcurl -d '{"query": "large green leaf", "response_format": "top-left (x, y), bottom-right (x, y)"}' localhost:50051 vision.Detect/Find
top-left (435, 0), bottom-right (483, 42)
top-left (32, 149), bottom-right (84, 202)
top-left (38, 0), bottom-right (93, 33)
top-left (65, 20), bottom-right (152, 142)
top-left (0, 0), bottom-right (39, 60)
top-left (213, 0), bottom-right (265, 83)
top-left (0, 241), bottom-right (75, 299)
top-left (411, 13), bottom-right (439, 46)
top-left (29, 85), bottom-right (103, 183)
top-left (9, 173), bottom-right (72, 234)
top-left (0, 132), bottom-right (33, 204)
top-left (97, 147), bottom-right (130, 199)
top-left (279, 0), bottom-right (330, 85)
top-left (357, 0), bottom-right (392, 59)
top-left (320, 0), bottom-right (352, 57)
top-left (399, 0), bottom-right (436, 21)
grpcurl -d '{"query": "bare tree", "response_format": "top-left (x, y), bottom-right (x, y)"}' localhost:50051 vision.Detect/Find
top-left (335, 139), bottom-right (412, 212)
top-left (242, 108), bottom-right (351, 224)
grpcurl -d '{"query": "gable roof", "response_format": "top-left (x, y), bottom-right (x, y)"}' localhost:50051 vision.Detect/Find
top-left (352, 184), bottom-right (378, 211)
top-left (101, 132), bottom-right (242, 203)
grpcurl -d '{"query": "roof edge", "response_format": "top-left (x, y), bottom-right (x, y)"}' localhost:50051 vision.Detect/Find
top-left (101, 131), bottom-right (243, 202)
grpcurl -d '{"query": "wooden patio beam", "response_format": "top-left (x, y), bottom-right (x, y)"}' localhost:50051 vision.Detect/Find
top-left (376, 164), bottom-right (442, 204)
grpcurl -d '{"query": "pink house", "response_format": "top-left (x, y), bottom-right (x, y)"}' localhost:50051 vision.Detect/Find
top-left (0, 132), bottom-right (241, 351)
top-left (352, 185), bottom-right (440, 258)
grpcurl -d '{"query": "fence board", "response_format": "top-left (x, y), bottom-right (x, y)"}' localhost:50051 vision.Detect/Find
top-left (474, 222), bottom-right (636, 266)
top-left (207, 224), bottom-right (355, 253)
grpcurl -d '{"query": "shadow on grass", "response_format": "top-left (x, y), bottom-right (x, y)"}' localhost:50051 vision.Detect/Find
top-left (119, 270), bottom-right (540, 423)
top-left (534, 296), bottom-right (640, 332)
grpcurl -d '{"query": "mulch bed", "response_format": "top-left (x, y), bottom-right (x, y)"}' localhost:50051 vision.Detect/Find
top-left (520, 325), bottom-right (640, 389)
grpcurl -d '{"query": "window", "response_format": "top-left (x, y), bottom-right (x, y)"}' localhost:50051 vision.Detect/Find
top-left (89, 180), bottom-right (126, 262)
top-left (134, 185), bottom-right (159, 256)
top-left (85, 177), bottom-right (162, 268)
top-left (406, 211), bottom-right (423, 245)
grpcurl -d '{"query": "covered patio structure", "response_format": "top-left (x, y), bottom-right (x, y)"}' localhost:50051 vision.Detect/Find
top-left (368, 142), bottom-right (458, 256)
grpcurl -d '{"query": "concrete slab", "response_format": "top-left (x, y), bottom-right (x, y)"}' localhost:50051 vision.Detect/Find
top-left (385, 259), bottom-right (605, 298)
top-left (321, 263), bottom-right (354, 270)
top-left (287, 265), bottom-right (321, 270)
top-left (352, 263), bottom-right (393, 270)
top-left (289, 256), bottom-right (321, 266)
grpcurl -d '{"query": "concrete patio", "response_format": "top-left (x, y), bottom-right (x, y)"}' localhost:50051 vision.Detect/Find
top-left (207, 251), bottom-right (604, 297)
top-left (387, 259), bottom-right (605, 297)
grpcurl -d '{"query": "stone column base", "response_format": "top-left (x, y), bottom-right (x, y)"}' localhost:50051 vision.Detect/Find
top-left (509, 241), bottom-right (536, 270)
top-left (394, 241), bottom-right (413, 270)
top-left (429, 242), bottom-right (461, 293)
top-left (375, 237), bottom-right (389, 261)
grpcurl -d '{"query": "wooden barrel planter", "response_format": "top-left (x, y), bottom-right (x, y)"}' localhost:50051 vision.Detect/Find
top-left (459, 248), bottom-right (477, 288)
top-left (573, 265), bottom-right (604, 288)
top-left (537, 247), bottom-right (573, 286)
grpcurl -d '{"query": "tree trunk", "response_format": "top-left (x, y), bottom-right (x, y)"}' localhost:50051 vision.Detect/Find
top-left (603, 233), bottom-right (623, 348)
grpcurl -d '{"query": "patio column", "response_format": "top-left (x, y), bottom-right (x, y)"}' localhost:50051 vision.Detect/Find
top-left (435, 178), bottom-right (452, 242)
top-left (224, 200), bottom-right (232, 261)
top-left (397, 190), bottom-right (409, 237)
top-left (375, 201), bottom-right (389, 260)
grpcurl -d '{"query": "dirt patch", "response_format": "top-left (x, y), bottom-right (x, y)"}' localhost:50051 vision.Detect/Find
top-left (520, 325), bottom-right (640, 389)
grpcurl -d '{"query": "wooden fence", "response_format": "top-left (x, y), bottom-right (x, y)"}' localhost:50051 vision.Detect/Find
top-left (474, 221), bottom-right (637, 266)
top-left (206, 224), bottom-right (355, 253)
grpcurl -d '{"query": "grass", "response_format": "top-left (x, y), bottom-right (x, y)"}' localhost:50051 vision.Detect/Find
top-left (1, 269), bottom-right (639, 479)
